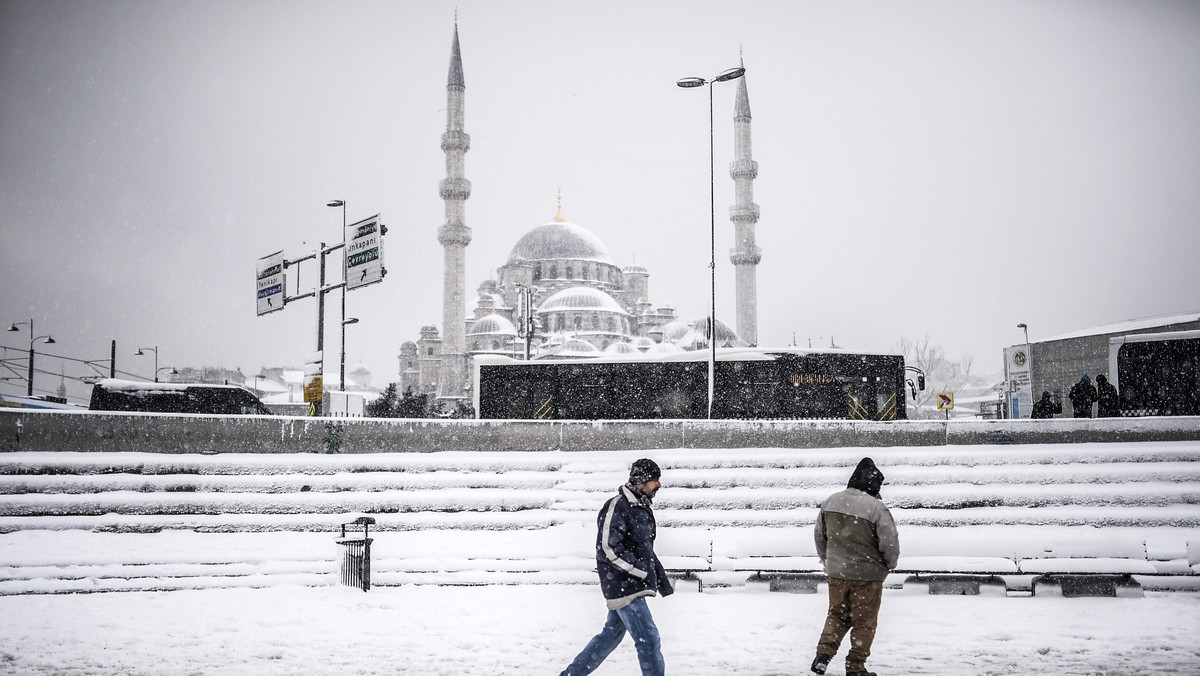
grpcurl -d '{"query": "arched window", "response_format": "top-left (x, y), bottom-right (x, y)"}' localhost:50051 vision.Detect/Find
top-left (549, 265), bottom-right (558, 279)
top-left (582, 263), bottom-right (590, 279)
top-left (491, 341), bottom-right (500, 351)
top-left (534, 263), bottom-right (542, 280)
top-left (574, 316), bottom-right (582, 330)
top-left (555, 315), bottom-right (564, 331)
top-left (591, 314), bottom-right (599, 329)
top-left (565, 264), bottom-right (574, 279)
top-left (607, 317), bottom-right (615, 332)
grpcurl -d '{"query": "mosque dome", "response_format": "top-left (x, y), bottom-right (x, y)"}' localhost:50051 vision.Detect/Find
top-left (553, 339), bottom-right (601, 357)
top-left (632, 336), bottom-right (656, 352)
top-left (689, 318), bottom-right (747, 347)
top-left (347, 362), bottom-right (372, 388)
top-left (537, 286), bottom-right (628, 315)
top-left (660, 321), bottom-right (691, 343)
top-left (468, 314), bottom-right (518, 336)
top-left (508, 221), bottom-right (611, 265)
top-left (622, 263), bottom-right (648, 275)
top-left (604, 341), bottom-right (638, 354)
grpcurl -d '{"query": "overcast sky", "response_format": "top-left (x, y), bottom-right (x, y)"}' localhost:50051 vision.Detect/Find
top-left (2, 0), bottom-right (1198, 403)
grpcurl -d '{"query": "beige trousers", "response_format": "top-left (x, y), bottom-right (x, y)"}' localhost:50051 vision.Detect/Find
top-left (816, 577), bottom-right (883, 671)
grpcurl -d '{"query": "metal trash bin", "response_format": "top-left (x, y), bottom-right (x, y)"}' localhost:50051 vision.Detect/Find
top-left (336, 516), bottom-right (375, 592)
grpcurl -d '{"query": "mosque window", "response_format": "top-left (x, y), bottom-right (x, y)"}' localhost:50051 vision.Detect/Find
top-left (607, 317), bottom-right (615, 332)
top-left (491, 341), bottom-right (500, 351)
top-left (550, 265), bottom-right (558, 279)
top-left (582, 263), bottom-right (590, 279)
top-left (555, 315), bottom-right (564, 332)
top-left (574, 316), bottom-right (582, 331)
top-left (534, 263), bottom-right (542, 280)
top-left (427, 347), bottom-right (434, 356)
top-left (566, 264), bottom-right (574, 279)
top-left (591, 314), bottom-right (599, 329)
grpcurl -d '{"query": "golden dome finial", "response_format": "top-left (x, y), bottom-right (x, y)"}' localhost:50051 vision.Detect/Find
top-left (554, 187), bottom-right (565, 222)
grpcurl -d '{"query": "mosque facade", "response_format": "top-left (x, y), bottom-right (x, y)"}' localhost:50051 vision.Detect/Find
top-left (399, 24), bottom-right (761, 404)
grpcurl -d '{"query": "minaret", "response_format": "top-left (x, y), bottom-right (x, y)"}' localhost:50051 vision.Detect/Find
top-left (729, 56), bottom-right (761, 347)
top-left (437, 21), bottom-right (472, 403)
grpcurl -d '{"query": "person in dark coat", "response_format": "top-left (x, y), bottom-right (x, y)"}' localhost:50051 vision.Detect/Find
top-left (559, 458), bottom-right (673, 676)
top-left (1068, 375), bottom-right (1098, 418)
top-left (1031, 391), bottom-right (1062, 419)
top-left (1095, 374), bottom-right (1120, 417)
top-left (810, 458), bottom-right (900, 676)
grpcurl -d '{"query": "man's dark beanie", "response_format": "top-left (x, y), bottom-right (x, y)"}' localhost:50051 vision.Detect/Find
top-left (629, 458), bottom-right (661, 485)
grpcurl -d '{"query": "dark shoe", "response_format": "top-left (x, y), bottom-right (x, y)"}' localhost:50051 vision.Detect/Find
top-left (846, 670), bottom-right (877, 676)
top-left (810, 654), bottom-right (832, 674)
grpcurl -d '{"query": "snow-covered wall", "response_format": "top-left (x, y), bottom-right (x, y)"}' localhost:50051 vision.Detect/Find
top-left (2, 410), bottom-right (1199, 454)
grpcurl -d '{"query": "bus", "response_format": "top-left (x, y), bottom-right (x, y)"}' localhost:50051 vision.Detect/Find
top-left (88, 379), bottom-right (273, 415)
top-left (472, 348), bottom-right (923, 421)
top-left (1108, 330), bottom-right (1200, 417)
top-left (0, 393), bottom-right (86, 411)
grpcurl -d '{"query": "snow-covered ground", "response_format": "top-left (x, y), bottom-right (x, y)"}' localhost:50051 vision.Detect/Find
top-left (1, 441), bottom-right (1199, 674)
top-left (1, 583), bottom-right (1199, 675)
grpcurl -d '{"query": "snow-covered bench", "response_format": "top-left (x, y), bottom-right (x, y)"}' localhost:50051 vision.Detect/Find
top-left (658, 527), bottom-right (1200, 596)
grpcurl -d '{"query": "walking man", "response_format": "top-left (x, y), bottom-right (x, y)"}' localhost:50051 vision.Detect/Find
top-left (1068, 374), bottom-right (1098, 418)
top-left (560, 458), bottom-right (673, 676)
top-left (1095, 374), bottom-right (1120, 417)
top-left (811, 458), bottom-right (900, 676)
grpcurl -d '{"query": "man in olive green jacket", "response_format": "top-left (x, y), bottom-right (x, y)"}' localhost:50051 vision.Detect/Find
top-left (810, 458), bottom-right (900, 676)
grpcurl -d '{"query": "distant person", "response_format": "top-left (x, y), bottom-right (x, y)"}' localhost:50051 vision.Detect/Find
top-left (810, 457), bottom-right (900, 676)
top-left (1068, 375), bottom-right (1098, 418)
top-left (1031, 391), bottom-right (1062, 419)
top-left (1095, 374), bottom-right (1120, 417)
top-left (559, 459), bottom-right (673, 676)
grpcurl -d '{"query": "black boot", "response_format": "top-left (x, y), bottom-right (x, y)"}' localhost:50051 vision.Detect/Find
top-left (810, 654), bottom-right (832, 675)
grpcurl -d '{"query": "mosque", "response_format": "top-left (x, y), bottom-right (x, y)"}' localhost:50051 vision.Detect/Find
top-left (399, 24), bottom-right (763, 405)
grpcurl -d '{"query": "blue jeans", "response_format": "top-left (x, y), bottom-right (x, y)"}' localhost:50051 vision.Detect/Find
top-left (560, 596), bottom-right (664, 676)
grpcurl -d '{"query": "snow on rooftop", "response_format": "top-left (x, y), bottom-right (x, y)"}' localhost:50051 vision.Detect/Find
top-left (1042, 310), bottom-right (1200, 343)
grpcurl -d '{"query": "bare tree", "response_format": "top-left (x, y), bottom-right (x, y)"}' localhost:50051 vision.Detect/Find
top-left (897, 335), bottom-right (974, 419)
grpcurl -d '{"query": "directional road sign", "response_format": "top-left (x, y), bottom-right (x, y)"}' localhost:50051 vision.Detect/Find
top-left (345, 214), bottom-right (385, 291)
top-left (256, 251), bottom-right (285, 316)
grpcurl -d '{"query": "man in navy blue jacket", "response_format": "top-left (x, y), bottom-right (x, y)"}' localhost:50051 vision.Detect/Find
top-left (559, 458), bottom-right (674, 676)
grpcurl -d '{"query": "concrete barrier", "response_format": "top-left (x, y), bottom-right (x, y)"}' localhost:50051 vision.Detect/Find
top-left (2, 409), bottom-right (1199, 454)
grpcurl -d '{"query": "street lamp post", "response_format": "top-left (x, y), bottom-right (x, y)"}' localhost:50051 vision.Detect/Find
top-left (1017, 323), bottom-right (1029, 345)
top-left (134, 346), bottom-right (160, 382)
top-left (328, 199), bottom-right (349, 391)
top-left (156, 366), bottom-right (178, 382)
top-left (341, 317), bottom-right (359, 389)
top-left (677, 65), bottom-right (745, 419)
top-left (7, 319), bottom-right (56, 396)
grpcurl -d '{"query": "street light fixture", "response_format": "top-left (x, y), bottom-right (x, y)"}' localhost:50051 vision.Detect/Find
top-left (1017, 323), bottom-right (1029, 345)
top-left (156, 366), bottom-right (178, 381)
top-left (7, 319), bottom-right (55, 396)
top-left (134, 346), bottom-right (161, 382)
top-left (328, 199), bottom-right (350, 392)
top-left (676, 65), bottom-right (745, 419)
